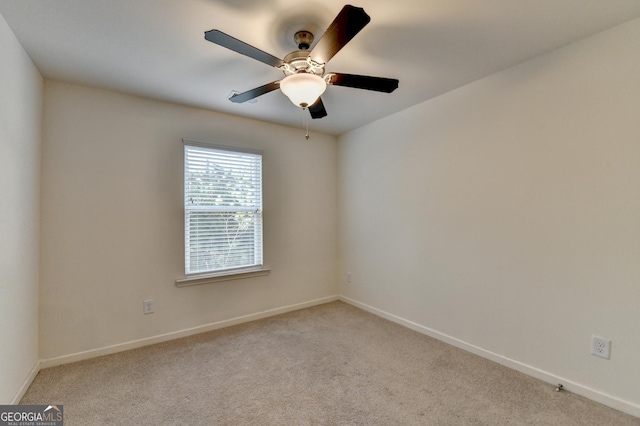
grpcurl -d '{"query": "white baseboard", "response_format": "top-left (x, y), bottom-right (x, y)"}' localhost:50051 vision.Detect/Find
top-left (12, 361), bottom-right (40, 404)
top-left (339, 296), bottom-right (640, 419)
top-left (40, 295), bottom-right (339, 369)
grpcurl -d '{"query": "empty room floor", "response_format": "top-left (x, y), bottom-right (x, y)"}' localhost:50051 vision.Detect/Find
top-left (22, 302), bottom-right (640, 425)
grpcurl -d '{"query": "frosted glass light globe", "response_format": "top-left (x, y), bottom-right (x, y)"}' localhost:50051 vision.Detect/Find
top-left (280, 73), bottom-right (327, 108)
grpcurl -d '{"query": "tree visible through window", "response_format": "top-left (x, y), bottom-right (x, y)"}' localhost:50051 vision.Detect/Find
top-left (184, 142), bottom-right (263, 275)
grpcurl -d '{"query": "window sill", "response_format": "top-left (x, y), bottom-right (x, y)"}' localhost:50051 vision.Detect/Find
top-left (175, 266), bottom-right (271, 287)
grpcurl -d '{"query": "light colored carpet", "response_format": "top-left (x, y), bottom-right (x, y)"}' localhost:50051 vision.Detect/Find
top-left (22, 301), bottom-right (639, 425)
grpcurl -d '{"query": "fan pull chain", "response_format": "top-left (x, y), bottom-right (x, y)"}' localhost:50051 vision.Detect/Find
top-left (302, 107), bottom-right (310, 140)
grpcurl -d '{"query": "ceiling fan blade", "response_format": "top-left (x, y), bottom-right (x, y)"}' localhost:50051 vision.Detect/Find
top-left (229, 81), bottom-right (281, 103)
top-left (205, 30), bottom-right (284, 68)
top-left (309, 5), bottom-right (370, 65)
top-left (327, 73), bottom-right (399, 93)
top-left (308, 97), bottom-right (328, 119)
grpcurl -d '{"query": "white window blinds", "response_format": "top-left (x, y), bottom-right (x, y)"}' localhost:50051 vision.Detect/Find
top-left (184, 142), bottom-right (263, 275)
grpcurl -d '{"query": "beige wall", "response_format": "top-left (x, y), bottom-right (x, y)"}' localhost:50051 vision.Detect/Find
top-left (0, 14), bottom-right (43, 403)
top-left (39, 81), bottom-right (338, 361)
top-left (338, 18), bottom-right (640, 415)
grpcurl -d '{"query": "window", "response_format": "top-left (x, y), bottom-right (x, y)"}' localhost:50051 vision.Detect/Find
top-left (183, 141), bottom-right (263, 276)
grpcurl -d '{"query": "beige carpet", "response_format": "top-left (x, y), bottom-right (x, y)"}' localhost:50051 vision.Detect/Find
top-left (22, 301), bottom-right (639, 425)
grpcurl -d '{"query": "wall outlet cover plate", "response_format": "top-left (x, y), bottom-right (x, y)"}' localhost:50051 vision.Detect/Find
top-left (591, 335), bottom-right (611, 359)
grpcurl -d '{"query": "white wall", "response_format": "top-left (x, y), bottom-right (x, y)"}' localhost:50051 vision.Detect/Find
top-left (0, 14), bottom-right (43, 403)
top-left (40, 81), bottom-right (338, 361)
top-left (339, 18), bottom-right (640, 415)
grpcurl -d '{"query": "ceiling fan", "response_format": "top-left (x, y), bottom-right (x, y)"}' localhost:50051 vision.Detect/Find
top-left (204, 5), bottom-right (399, 120)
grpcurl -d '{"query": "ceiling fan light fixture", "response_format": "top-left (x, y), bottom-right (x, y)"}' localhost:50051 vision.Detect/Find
top-left (205, 5), bottom-right (398, 120)
top-left (280, 73), bottom-right (326, 108)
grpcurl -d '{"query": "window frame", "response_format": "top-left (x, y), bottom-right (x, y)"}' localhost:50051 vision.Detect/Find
top-left (177, 139), bottom-right (270, 287)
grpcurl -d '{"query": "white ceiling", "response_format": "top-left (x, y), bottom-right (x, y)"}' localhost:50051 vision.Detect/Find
top-left (2, 0), bottom-right (640, 135)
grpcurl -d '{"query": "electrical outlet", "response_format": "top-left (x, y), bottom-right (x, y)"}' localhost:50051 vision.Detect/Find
top-left (591, 335), bottom-right (611, 359)
top-left (346, 273), bottom-right (352, 283)
top-left (143, 299), bottom-right (154, 315)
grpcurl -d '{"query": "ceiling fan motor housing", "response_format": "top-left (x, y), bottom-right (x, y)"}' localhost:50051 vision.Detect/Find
top-left (281, 49), bottom-right (325, 77)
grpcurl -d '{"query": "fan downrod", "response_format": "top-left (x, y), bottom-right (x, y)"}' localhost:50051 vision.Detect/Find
top-left (294, 31), bottom-right (314, 50)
